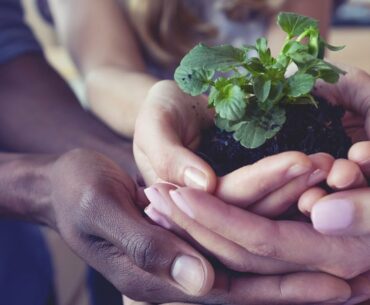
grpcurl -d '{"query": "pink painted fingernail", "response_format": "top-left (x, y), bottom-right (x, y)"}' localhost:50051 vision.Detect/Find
top-left (144, 205), bottom-right (172, 229)
top-left (169, 190), bottom-right (195, 219)
top-left (312, 199), bottom-right (355, 234)
top-left (184, 167), bottom-right (207, 190)
top-left (307, 169), bottom-right (327, 186)
top-left (144, 187), bottom-right (171, 216)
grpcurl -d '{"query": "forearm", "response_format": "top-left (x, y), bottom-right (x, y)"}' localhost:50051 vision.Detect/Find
top-left (49, 0), bottom-right (153, 137)
top-left (0, 54), bottom-right (136, 174)
top-left (86, 66), bottom-right (158, 137)
top-left (0, 153), bottom-right (54, 225)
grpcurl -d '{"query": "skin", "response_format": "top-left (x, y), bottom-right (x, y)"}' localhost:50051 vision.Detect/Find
top-left (0, 53), bottom-right (352, 304)
top-left (144, 67), bottom-right (370, 304)
top-left (0, 54), bottom-right (350, 304)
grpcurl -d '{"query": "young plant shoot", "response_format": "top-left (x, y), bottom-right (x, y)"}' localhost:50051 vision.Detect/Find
top-left (175, 12), bottom-right (345, 149)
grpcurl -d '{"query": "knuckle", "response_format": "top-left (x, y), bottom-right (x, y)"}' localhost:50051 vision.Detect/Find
top-left (248, 224), bottom-right (281, 259)
top-left (126, 232), bottom-right (163, 272)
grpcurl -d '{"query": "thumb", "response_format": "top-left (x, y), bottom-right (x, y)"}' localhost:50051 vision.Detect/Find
top-left (310, 188), bottom-right (370, 236)
top-left (91, 189), bottom-right (215, 296)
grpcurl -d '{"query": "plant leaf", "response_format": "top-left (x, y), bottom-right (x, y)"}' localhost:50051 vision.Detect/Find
top-left (277, 12), bottom-right (318, 37)
top-left (233, 104), bottom-right (286, 149)
top-left (211, 84), bottom-right (246, 120)
top-left (174, 66), bottom-right (214, 96)
top-left (180, 43), bottom-right (246, 71)
top-left (253, 76), bottom-right (271, 103)
top-left (287, 73), bottom-right (315, 97)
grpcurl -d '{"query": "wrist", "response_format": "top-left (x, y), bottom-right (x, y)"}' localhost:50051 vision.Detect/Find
top-left (0, 154), bottom-right (56, 227)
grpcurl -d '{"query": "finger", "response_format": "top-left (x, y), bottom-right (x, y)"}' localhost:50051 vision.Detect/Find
top-left (311, 188), bottom-right (370, 236)
top-left (134, 81), bottom-right (216, 192)
top-left (327, 159), bottom-right (367, 190)
top-left (344, 273), bottom-right (370, 305)
top-left (298, 187), bottom-right (327, 216)
top-left (349, 141), bottom-right (370, 176)
top-left (145, 184), bottom-right (306, 274)
top-left (158, 187), bottom-right (370, 278)
top-left (224, 272), bottom-right (350, 305)
top-left (85, 195), bottom-right (215, 297)
top-left (216, 151), bottom-right (314, 207)
top-left (248, 153), bottom-right (332, 217)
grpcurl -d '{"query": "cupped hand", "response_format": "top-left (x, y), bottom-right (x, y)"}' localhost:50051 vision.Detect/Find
top-left (144, 182), bottom-right (370, 289)
top-left (48, 149), bottom-right (349, 305)
top-left (47, 149), bottom-right (216, 301)
top-left (133, 80), bottom-right (217, 191)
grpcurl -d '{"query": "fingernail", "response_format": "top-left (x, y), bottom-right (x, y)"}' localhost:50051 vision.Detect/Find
top-left (169, 190), bottom-right (195, 219)
top-left (307, 169), bottom-right (327, 186)
top-left (312, 199), bottom-right (355, 234)
top-left (343, 295), bottom-right (369, 305)
top-left (171, 255), bottom-right (206, 295)
top-left (144, 205), bottom-right (172, 229)
top-left (286, 164), bottom-right (311, 179)
top-left (184, 167), bottom-right (207, 190)
top-left (144, 187), bottom-right (171, 216)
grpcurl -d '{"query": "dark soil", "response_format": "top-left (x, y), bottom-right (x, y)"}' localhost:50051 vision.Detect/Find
top-left (197, 98), bottom-right (352, 176)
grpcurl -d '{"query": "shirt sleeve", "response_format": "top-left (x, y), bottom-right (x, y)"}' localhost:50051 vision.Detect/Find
top-left (0, 0), bottom-right (42, 65)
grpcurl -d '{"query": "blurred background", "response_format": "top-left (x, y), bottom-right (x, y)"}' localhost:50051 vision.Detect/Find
top-left (20, 0), bottom-right (370, 304)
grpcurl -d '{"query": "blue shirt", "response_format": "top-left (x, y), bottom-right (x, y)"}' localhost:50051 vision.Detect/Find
top-left (0, 0), bottom-right (42, 65)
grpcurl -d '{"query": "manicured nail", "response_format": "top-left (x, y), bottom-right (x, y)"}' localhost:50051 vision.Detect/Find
top-left (307, 169), bottom-right (327, 186)
top-left (312, 199), bottom-right (355, 234)
top-left (144, 205), bottom-right (172, 229)
top-left (171, 255), bottom-right (206, 295)
top-left (144, 187), bottom-right (171, 216)
top-left (184, 167), bottom-right (207, 190)
top-left (169, 190), bottom-right (195, 219)
top-left (286, 164), bottom-right (311, 179)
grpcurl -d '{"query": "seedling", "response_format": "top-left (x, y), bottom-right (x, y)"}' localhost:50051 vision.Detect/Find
top-left (175, 12), bottom-right (345, 149)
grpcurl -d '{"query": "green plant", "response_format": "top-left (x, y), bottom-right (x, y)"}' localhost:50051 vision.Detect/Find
top-left (174, 12), bottom-right (345, 149)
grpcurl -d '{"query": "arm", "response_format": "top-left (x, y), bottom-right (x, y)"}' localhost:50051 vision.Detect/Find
top-left (48, 0), bottom-right (158, 137)
top-left (0, 53), bottom-right (136, 175)
top-left (267, 0), bottom-right (333, 55)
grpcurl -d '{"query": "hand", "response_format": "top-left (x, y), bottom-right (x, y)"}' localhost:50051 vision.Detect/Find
top-left (47, 149), bottom-right (216, 301)
top-left (133, 80), bottom-right (332, 218)
top-left (144, 182), bottom-right (370, 292)
top-left (313, 65), bottom-right (370, 144)
top-left (298, 140), bottom-right (370, 304)
top-left (47, 149), bottom-right (353, 304)
top-left (133, 80), bottom-right (217, 191)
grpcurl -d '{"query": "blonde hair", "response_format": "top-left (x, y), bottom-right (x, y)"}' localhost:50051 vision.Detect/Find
top-left (121, 0), bottom-right (283, 66)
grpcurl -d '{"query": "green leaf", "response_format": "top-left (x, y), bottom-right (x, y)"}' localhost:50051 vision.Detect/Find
top-left (174, 66), bottom-right (214, 96)
top-left (256, 37), bottom-right (274, 65)
top-left (233, 104), bottom-right (286, 149)
top-left (253, 76), bottom-right (271, 103)
top-left (306, 60), bottom-right (346, 83)
top-left (211, 84), bottom-right (246, 120)
top-left (322, 39), bottom-right (345, 52)
top-left (245, 57), bottom-right (266, 74)
top-left (277, 12), bottom-right (318, 37)
top-left (180, 43), bottom-right (246, 71)
top-left (283, 41), bottom-right (307, 55)
top-left (215, 115), bottom-right (239, 132)
top-left (287, 73), bottom-right (315, 97)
